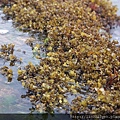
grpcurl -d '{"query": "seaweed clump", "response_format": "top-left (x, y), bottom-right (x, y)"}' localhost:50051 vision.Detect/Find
top-left (3, 0), bottom-right (120, 114)
top-left (0, 43), bottom-right (22, 66)
top-left (0, 43), bottom-right (22, 82)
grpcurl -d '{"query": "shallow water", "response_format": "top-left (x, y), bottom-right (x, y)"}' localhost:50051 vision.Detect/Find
top-left (0, 8), bottom-right (40, 113)
top-left (110, 0), bottom-right (120, 44)
top-left (0, 0), bottom-right (120, 113)
top-left (112, 0), bottom-right (120, 15)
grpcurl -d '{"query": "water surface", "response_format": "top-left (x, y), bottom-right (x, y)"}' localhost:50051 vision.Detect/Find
top-left (0, 8), bottom-right (40, 113)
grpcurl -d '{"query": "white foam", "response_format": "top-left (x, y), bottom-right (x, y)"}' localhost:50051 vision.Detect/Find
top-left (0, 29), bottom-right (9, 34)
